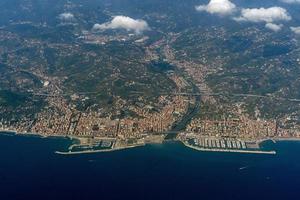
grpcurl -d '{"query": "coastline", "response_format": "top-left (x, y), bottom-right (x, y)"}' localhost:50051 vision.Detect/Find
top-left (1, 129), bottom-right (300, 155)
top-left (0, 129), bottom-right (146, 154)
top-left (273, 137), bottom-right (300, 142)
top-left (0, 129), bottom-right (71, 140)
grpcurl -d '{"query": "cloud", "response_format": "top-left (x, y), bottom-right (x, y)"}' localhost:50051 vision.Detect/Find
top-left (93, 16), bottom-right (150, 33)
top-left (234, 7), bottom-right (291, 23)
top-left (280, 0), bottom-right (300, 4)
top-left (290, 27), bottom-right (300, 34)
top-left (195, 0), bottom-right (236, 15)
top-left (59, 12), bottom-right (75, 21)
top-left (265, 23), bottom-right (283, 32)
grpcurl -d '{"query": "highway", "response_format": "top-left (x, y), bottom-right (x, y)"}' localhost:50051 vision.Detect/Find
top-left (160, 92), bottom-right (300, 103)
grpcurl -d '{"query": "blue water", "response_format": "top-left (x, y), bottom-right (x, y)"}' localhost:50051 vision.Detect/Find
top-left (0, 133), bottom-right (300, 200)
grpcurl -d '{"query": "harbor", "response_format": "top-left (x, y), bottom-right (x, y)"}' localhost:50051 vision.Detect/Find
top-left (180, 134), bottom-right (276, 154)
top-left (55, 136), bottom-right (146, 155)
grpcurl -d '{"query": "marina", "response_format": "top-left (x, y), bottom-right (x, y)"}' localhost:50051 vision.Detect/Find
top-left (182, 136), bottom-right (276, 154)
top-left (57, 138), bottom-right (116, 154)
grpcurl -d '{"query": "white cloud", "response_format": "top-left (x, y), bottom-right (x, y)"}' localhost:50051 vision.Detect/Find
top-left (265, 23), bottom-right (283, 32)
top-left (93, 16), bottom-right (150, 34)
top-left (234, 7), bottom-right (291, 23)
top-left (290, 27), bottom-right (300, 34)
top-left (59, 12), bottom-right (75, 21)
top-left (195, 0), bottom-right (236, 15)
top-left (280, 0), bottom-right (300, 4)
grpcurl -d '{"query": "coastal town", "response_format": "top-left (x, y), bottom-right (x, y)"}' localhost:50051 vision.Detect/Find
top-left (1, 18), bottom-right (300, 155)
top-left (3, 1), bottom-right (300, 200)
top-left (1, 41), bottom-right (300, 154)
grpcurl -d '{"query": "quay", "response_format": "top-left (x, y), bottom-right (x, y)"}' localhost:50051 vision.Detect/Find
top-left (55, 143), bottom-right (145, 155)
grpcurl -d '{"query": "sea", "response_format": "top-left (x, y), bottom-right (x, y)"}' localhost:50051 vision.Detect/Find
top-left (0, 132), bottom-right (300, 200)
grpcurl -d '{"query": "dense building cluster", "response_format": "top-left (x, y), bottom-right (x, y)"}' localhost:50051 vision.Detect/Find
top-left (1, 94), bottom-right (189, 138)
top-left (187, 116), bottom-right (300, 139)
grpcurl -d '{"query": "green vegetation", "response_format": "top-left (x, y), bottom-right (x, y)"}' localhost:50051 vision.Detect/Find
top-left (0, 90), bottom-right (28, 107)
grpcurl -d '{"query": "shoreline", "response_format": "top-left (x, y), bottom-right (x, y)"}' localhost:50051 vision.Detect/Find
top-left (0, 129), bottom-right (70, 139)
top-left (0, 130), bottom-right (95, 145)
top-left (1, 130), bottom-right (300, 155)
top-left (274, 137), bottom-right (300, 142)
top-left (2, 129), bottom-right (300, 142)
